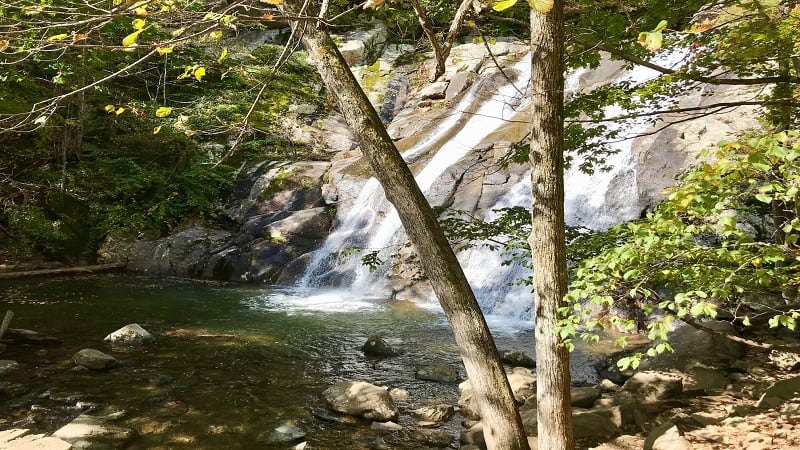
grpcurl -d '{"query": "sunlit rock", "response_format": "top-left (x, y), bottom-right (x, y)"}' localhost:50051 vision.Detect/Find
top-left (104, 324), bottom-right (154, 346)
top-left (619, 371), bottom-right (683, 404)
top-left (410, 404), bottom-right (455, 423)
top-left (53, 414), bottom-right (137, 447)
top-left (323, 381), bottom-right (398, 421)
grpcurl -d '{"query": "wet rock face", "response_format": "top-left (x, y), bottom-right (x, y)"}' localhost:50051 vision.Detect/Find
top-left (108, 160), bottom-right (333, 283)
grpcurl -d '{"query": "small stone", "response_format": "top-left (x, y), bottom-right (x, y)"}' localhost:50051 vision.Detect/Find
top-left (410, 404), bottom-right (455, 423)
top-left (73, 349), bottom-right (118, 370)
top-left (415, 362), bottom-right (460, 383)
top-left (265, 424), bottom-right (305, 443)
top-left (500, 350), bottom-right (535, 368)
top-left (598, 379), bottom-right (620, 392)
top-left (644, 422), bottom-right (690, 450)
top-left (388, 387), bottom-right (409, 401)
top-left (412, 428), bottom-right (454, 447)
top-left (362, 335), bottom-right (398, 357)
top-left (371, 421), bottom-right (402, 432)
top-left (0, 360), bottom-right (19, 376)
top-left (571, 386), bottom-right (601, 408)
top-left (323, 380), bottom-right (398, 421)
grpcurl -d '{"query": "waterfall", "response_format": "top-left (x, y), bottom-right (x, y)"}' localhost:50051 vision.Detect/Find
top-left (298, 56), bottom-right (532, 293)
top-left (455, 49), bottom-right (691, 322)
top-left (297, 49), bottom-right (689, 323)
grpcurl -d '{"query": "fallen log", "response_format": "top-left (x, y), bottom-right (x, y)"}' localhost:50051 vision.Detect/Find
top-left (0, 262), bottom-right (126, 280)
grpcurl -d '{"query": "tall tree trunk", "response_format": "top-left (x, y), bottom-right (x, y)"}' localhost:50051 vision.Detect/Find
top-left (293, 18), bottom-right (530, 450)
top-left (528, 2), bottom-right (575, 449)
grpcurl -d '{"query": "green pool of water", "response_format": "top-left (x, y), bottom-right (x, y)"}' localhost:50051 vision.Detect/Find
top-left (0, 274), bottom-right (598, 448)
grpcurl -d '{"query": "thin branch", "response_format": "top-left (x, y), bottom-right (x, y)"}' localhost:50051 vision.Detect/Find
top-left (478, 28), bottom-right (524, 96)
top-left (573, 39), bottom-right (800, 86)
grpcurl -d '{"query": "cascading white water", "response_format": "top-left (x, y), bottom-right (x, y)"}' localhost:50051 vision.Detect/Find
top-left (563, 49), bottom-right (690, 229)
top-left (456, 49), bottom-right (691, 322)
top-left (298, 56), bottom-right (532, 294)
top-left (297, 49), bottom-right (689, 323)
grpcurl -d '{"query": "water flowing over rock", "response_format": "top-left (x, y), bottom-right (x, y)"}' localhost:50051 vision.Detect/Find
top-left (323, 381), bottom-right (398, 421)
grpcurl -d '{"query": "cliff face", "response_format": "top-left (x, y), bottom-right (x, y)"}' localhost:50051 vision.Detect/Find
top-left (107, 31), bottom-right (760, 287)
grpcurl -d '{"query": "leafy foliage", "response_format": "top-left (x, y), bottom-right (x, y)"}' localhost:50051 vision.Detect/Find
top-left (561, 130), bottom-right (800, 366)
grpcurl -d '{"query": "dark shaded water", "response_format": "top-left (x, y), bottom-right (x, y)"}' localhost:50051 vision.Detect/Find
top-left (0, 275), bottom-right (599, 448)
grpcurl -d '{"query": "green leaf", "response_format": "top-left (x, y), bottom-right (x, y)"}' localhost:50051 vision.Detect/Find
top-left (527, 0), bottom-right (553, 13)
top-left (492, 0), bottom-right (518, 11)
top-left (638, 21), bottom-right (668, 52)
top-left (155, 106), bottom-right (172, 117)
top-left (755, 193), bottom-right (773, 203)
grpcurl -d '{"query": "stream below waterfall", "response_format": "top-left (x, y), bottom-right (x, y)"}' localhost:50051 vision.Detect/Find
top-left (0, 274), bottom-right (604, 449)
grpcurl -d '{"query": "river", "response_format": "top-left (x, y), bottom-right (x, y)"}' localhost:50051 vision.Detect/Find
top-left (0, 274), bottom-right (601, 449)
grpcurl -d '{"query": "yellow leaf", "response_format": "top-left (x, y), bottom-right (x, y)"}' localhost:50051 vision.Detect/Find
top-left (122, 30), bottom-right (142, 47)
top-left (135, 6), bottom-right (147, 15)
top-left (132, 18), bottom-right (146, 30)
top-left (527, 0), bottom-right (553, 13)
top-left (104, 105), bottom-right (115, 112)
top-left (115, 107), bottom-right (125, 115)
top-left (47, 33), bottom-right (69, 41)
top-left (217, 48), bottom-right (228, 64)
top-left (260, 0), bottom-right (284, 4)
top-left (113, 0), bottom-right (123, 5)
top-left (0, 40), bottom-right (9, 52)
top-left (688, 18), bottom-right (716, 34)
top-left (492, 0), bottom-right (517, 12)
top-left (157, 46), bottom-right (174, 56)
top-left (153, 126), bottom-right (162, 134)
top-left (155, 106), bottom-right (173, 117)
top-left (194, 67), bottom-right (206, 81)
top-left (172, 27), bottom-right (186, 37)
top-left (362, 0), bottom-right (384, 9)
top-left (209, 30), bottom-right (223, 40)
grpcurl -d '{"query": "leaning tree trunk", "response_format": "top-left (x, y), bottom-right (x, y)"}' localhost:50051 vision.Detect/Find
top-left (292, 17), bottom-right (530, 450)
top-left (528, 2), bottom-right (575, 449)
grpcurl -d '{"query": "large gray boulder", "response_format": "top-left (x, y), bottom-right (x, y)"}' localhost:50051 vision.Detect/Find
top-left (323, 381), bottom-right (398, 421)
top-left (104, 324), bottom-right (153, 346)
top-left (619, 371), bottom-right (683, 404)
top-left (73, 349), bottom-right (118, 371)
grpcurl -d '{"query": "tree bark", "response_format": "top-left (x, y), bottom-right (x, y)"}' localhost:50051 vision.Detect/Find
top-left (0, 262), bottom-right (126, 280)
top-left (528, 2), bottom-right (575, 449)
top-left (293, 18), bottom-right (530, 450)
